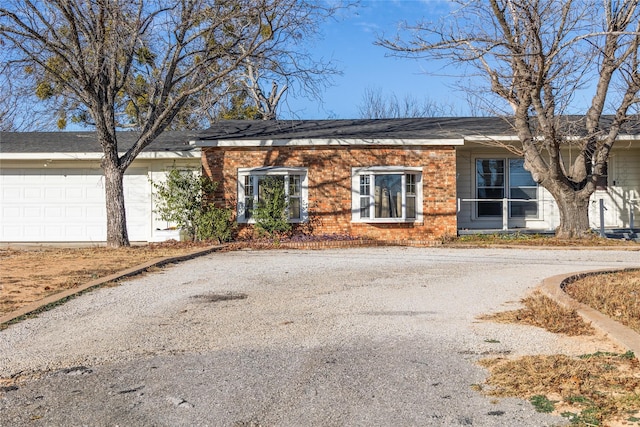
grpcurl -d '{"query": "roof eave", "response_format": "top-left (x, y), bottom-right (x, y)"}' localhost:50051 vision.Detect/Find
top-left (192, 138), bottom-right (465, 147)
top-left (0, 151), bottom-right (201, 161)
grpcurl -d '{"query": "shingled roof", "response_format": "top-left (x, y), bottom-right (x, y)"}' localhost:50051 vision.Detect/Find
top-left (0, 131), bottom-right (198, 153)
top-left (3, 117), bottom-right (640, 153)
top-left (196, 118), bottom-right (517, 141)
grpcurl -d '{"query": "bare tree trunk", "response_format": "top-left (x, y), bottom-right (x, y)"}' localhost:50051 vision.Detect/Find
top-left (545, 184), bottom-right (592, 239)
top-left (104, 164), bottom-right (130, 248)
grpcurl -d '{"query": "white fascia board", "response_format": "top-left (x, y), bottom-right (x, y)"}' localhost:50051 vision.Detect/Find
top-left (136, 151), bottom-right (201, 159)
top-left (464, 135), bottom-right (521, 143)
top-left (0, 151), bottom-right (201, 160)
top-left (466, 134), bottom-right (640, 144)
top-left (193, 138), bottom-right (464, 147)
top-left (614, 134), bottom-right (640, 143)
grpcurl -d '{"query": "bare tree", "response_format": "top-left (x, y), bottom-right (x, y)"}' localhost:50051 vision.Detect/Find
top-left (0, 65), bottom-right (17, 131)
top-left (0, 0), bottom-right (341, 246)
top-left (242, 61), bottom-right (287, 120)
top-left (379, 0), bottom-right (640, 238)
top-left (357, 86), bottom-right (455, 119)
top-left (0, 59), bottom-right (53, 131)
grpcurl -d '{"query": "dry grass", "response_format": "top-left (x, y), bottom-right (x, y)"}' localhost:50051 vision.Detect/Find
top-left (0, 241), bottom-right (212, 315)
top-left (480, 292), bottom-right (595, 336)
top-left (479, 270), bottom-right (640, 426)
top-left (565, 270), bottom-right (640, 335)
top-left (449, 232), bottom-right (640, 247)
top-left (479, 352), bottom-right (640, 425)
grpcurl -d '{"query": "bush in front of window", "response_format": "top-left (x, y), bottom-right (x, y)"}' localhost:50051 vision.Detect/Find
top-left (252, 175), bottom-right (292, 237)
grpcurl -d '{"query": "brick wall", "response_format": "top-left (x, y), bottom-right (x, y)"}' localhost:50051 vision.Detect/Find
top-left (202, 145), bottom-right (457, 243)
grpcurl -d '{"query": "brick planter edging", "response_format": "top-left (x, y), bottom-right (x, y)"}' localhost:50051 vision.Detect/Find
top-left (538, 267), bottom-right (640, 360)
top-left (227, 239), bottom-right (442, 250)
top-left (0, 245), bottom-right (223, 327)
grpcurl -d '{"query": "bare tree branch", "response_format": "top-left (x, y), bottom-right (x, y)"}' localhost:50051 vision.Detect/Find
top-left (378, 0), bottom-right (640, 238)
top-left (0, 0), bottom-right (345, 245)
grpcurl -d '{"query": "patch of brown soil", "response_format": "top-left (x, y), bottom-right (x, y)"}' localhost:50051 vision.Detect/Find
top-left (0, 241), bottom-right (212, 316)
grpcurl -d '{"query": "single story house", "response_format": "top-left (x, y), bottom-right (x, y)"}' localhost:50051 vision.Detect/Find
top-left (193, 118), bottom-right (640, 242)
top-left (0, 131), bottom-right (200, 243)
top-left (1, 118), bottom-right (638, 243)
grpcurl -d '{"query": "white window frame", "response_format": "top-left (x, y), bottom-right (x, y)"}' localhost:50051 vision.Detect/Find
top-left (351, 166), bottom-right (423, 223)
top-left (237, 167), bottom-right (309, 224)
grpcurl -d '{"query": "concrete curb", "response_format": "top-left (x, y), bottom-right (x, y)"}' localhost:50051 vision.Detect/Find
top-left (0, 245), bottom-right (222, 327)
top-left (538, 267), bottom-right (640, 359)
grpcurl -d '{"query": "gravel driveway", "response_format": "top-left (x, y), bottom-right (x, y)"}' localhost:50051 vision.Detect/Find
top-left (1, 247), bottom-right (638, 426)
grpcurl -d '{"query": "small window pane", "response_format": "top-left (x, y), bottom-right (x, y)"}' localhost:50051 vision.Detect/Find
top-left (508, 159), bottom-right (536, 187)
top-left (360, 175), bottom-right (370, 196)
top-left (510, 201), bottom-right (538, 218)
top-left (478, 201), bottom-right (502, 216)
top-left (406, 174), bottom-right (416, 195)
top-left (406, 195), bottom-right (416, 219)
top-left (244, 175), bottom-right (254, 219)
top-left (476, 159), bottom-right (504, 187)
top-left (478, 188), bottom-right (504, 199)
top-left (289, 197), bottom-right (301, 219)
top-left (360, 196), bottom-right (370, 218)
top-left (510, 187), bottom-right (537, 200)
top-left (289, 175), bottom-right (301, 196)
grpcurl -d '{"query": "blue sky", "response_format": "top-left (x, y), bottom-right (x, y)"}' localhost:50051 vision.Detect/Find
top-left (282, 0), bottom-right (464, 119)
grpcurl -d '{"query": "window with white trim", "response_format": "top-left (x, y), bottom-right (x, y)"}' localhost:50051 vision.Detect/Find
top-left (237, 167), bottom-right (308, 223)
top-left (476, 158), bottom-right (538, 218)
top-left (352, 167), bottom-right (423, 222)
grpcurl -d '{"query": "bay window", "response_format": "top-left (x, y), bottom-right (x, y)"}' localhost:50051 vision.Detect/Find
top-left (352, 167), bottom-right (422, 222)
top-left (238, 167), bottom-right (308, 223)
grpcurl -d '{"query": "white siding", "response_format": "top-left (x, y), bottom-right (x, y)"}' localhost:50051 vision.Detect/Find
top-left (456, 144), bottom-right (640, 231)
top-left (607, 147), bottom-right (640, 228)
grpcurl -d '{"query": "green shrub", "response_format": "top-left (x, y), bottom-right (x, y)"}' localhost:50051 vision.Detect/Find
top-left (152, 168), bottom-right (235, 243)
top-left (194, 205), bottom-right (235, 243)
top-left (252, 175), bottom-right (291, 237)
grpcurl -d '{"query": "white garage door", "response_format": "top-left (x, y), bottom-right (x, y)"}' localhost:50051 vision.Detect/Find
top-left (0, 168), bottom-right (151, 242)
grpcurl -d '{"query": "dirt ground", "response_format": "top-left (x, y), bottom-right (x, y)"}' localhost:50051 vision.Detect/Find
top-left (0, 242), bottom-right (213, 316)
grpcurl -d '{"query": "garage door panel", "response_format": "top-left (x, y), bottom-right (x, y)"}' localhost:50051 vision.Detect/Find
top-left (43, 226), bottom-right (64, 239)
top-left (2, 187), bottom-right (21, 199)
top-left (24, 207), bottom-right (41, 218)
top-left (65, 188), bottom-right (83, 199)
top-left (24, 225), bottom-right (43, 238)
top-left (1, 226), bottom-right (19, 240)
top-left (1, 168), bottom-right (151, 242)
top-left (65, 206), bottom-right (84, 219)
top-left (24, 188), bottom-right (41, 199)
top-left (44, 188), bottom-right (64, 200)
top-left (2, 206), bottom-right (20, 217)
